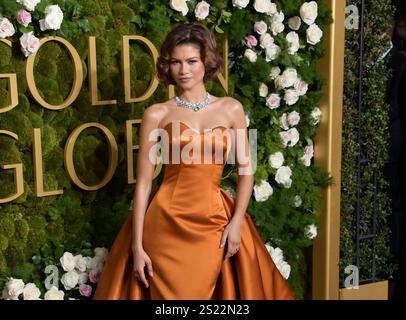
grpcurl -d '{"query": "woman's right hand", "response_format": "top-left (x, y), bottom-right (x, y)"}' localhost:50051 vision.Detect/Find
top-left (133, 248), bottom-right (153, 288)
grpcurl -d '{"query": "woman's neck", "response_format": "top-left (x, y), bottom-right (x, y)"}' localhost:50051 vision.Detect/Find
top-left (177, 85), bottom-right (207, 103)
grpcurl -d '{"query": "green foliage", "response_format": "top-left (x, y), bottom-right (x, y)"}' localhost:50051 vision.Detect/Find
top-left (340, 0), bottom-right (394, 285)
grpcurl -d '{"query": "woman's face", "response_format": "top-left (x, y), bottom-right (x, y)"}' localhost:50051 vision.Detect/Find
top-left (169, 44), bottom-right (206, 89)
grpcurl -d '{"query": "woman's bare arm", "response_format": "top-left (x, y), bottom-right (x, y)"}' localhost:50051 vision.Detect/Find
top-left (132, 105), bottom-right (162, 253)
top-left (229, 100), bottom-right (254, 226)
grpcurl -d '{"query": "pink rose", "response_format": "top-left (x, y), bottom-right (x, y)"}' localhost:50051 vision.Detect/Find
top-left (0, 18), bottom-right (16, 39)
top-left (266, 93), bottom-right (281, 109)
top-left (79, 284), bottom-right (92, 297)
top-left (89, 269), bottom-right (101, 284)
top-left (194, 1), bottom-right (210, 20)
top-left (245, 35), bottom-right (258, 48)
top-left (16, 9), bottom-right (32, 27)
top-left (19, 32), bottom-right (40, 57)
top-left (254, 21), bottom-right (268, 35)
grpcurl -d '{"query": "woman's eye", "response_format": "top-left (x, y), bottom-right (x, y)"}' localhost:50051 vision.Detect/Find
top-left (189, 60), bottom-right (196, 64)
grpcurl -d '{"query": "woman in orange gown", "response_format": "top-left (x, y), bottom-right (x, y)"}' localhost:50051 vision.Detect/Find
top-left (93, 23), bottom-right (294, 300)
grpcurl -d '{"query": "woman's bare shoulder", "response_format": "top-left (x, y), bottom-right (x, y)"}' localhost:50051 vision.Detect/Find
top-left (143, 100), bottom-right (174, 124)
top-left (214, 96), bottom-right (243, 112)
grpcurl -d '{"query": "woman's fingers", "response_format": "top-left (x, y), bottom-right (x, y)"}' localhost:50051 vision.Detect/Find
top-left (220, 228), bottom-right (229, 248)
top-left (145, 259), bottom-right (154, 277)
top-left (136, 266), bottom-right (149, 288)
top-left (224, 243), bottom-right (240, 260)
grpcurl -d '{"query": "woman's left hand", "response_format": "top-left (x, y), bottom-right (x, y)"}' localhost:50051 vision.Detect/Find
top-left (220, 218), bottom-right (243, 260)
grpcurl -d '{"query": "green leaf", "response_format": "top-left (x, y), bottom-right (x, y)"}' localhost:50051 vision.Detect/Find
top-left (131, 15), bottom-right (143, 28)
top-left (214, 25), bottom-right (224, 34)
top-left (76, 19), bottom-right (92, 33)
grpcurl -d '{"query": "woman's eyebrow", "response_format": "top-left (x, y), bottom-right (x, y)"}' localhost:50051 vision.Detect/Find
top-left (170, 56), bottom-right (199, 61)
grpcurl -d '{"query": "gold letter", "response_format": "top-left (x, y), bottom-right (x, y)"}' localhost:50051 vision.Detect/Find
top-left (26, 36), bottom-right (84, 110)
top-left (33, 128), bottom-right (64, 197)
top-left (88, 36), bottom-right (117, 106)
top-left (122, 36), bottom-right (159, 103)
top-left (64, 123), bottom-right (118, 191)
top-left (126, 120), bottom-right (162, 184)
top-left (0, 130), bottom-right (24, 203)
top-left (217, 36), bottom-right (229, 94)
top-left (0, 39), bottom-right (18, 113)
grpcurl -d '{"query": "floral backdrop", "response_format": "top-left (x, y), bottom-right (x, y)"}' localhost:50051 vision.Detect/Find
top-left (0, 0), bottom-right (331, 299)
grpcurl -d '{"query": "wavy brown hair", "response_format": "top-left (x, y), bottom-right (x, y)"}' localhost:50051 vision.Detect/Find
top-left (156, 23), bottom-right (223, 85)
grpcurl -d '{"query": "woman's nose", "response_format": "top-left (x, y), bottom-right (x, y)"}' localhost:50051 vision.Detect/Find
top-left (179, 62), bottom-right (188, 74)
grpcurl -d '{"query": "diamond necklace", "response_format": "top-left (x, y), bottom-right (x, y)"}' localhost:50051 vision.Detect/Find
top-left (175, 92), bottom-right (211, 112)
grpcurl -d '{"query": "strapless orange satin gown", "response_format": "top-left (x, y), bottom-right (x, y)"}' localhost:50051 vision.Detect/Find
top-left (93, 121), bottom-right (295, 300)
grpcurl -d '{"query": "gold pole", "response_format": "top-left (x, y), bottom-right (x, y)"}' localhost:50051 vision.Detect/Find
top-left (312, 0), bottom-right (345, 300)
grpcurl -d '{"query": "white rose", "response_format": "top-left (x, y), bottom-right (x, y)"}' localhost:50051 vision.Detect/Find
top-left (282, 68), bottom-right (298, 87)
top-left (60, 252), bottom-right (75, 272)
top-left (293, 195), bottom-right (302, 207)
top-left (270, 21), bottom-right (285, 36)
top-left (169, 0), bottom-right (189, 16)
top-left (300, 144), bottom-right (314, 166)
top-left (271, 11), bottom-right (285, 23)
top-left (266, 93), bottom-right (281, 109)
top-left (306, 23), bottom-right (323, 45)
top-left (94, 247), bottom-right (108, 260)
top-left (278, 261), bottom-right (291, 279)
top-left (311, 107), bottom-right (322, 125)
top-left (305, 224), bottom-right (318, 239)
top-left (254, 20), bottom-right (268, 35)
top-left (44, 286), bottom-right (64, 300)
top-left (16, 0), bottom-right (41, 12)
top-left (254, 0), bottom-right (274, 13)
top-left (288, 16), bottom-right (301, 30)
top-left (279, 113), bottom-right (289, 130)
top-left (279, 131), bottom-right (290, 147)
top-left (87, 256), bottom-right (104, 271)
top-left (39, 5), bottom-right (64, 31)
top-left (74, 255), bottom-right (88, 272)
top-left (284, 89), bottom-right (299, 105)
top-left (19, 32), bottom-right (40, 57)
top-left (266, 3), bottom-right (277, 15)
top-left (245, 114), bottom-right (250, 127)
top-left (195, 1), bottom-right (210, 20)
top-left (253, 180), bottom-right (273, 202)
top-left (269, 151), bottom-right (284, 168)
top-left (266, 244), bottom-right (284, 266)
top-left (300, 1), bottom-right (318, 26)
top-left (244, 48), bottom-right (257, 63)
top-left (265, 43), bottom-right (280, 61)
top-left (280, 128), bottom-right (300, 147)
top-left (61, 270), bottom-right (79, 290)
top-left (288, 42), bottom-right (300, 55)
top-left (2, 278), bottom-right (25, 300)
top-left (294, 78), bottom-right (308, 96)
top-left (77, 272), bottom-right (89, 285)
top-left (259, 33), bottom-right (274, 48)
top-left (270, 66), bottom-right (281, 79)
top-left (287, 111), bottom-right (300, 126)
top-left (287, 127), bottom-right (300, 146)
top-left (275, 75), bottom-right (286, 89)
top-left (0, 18), bottom-right (16, 39)
top-left (275, 166), bottom-right (292, 188)
top-left (232, 0), bottom-right (250, 9)
top-left (23, 283), bottom-right (41, 300)
top-left (266, 245), bottom-right (290, 278)
top-left (259, 83), bottom-right (269, 97)
top-left (286, 31), bottom-right (300, 55)
top-left (286, 31), bottom-right (299, 44)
